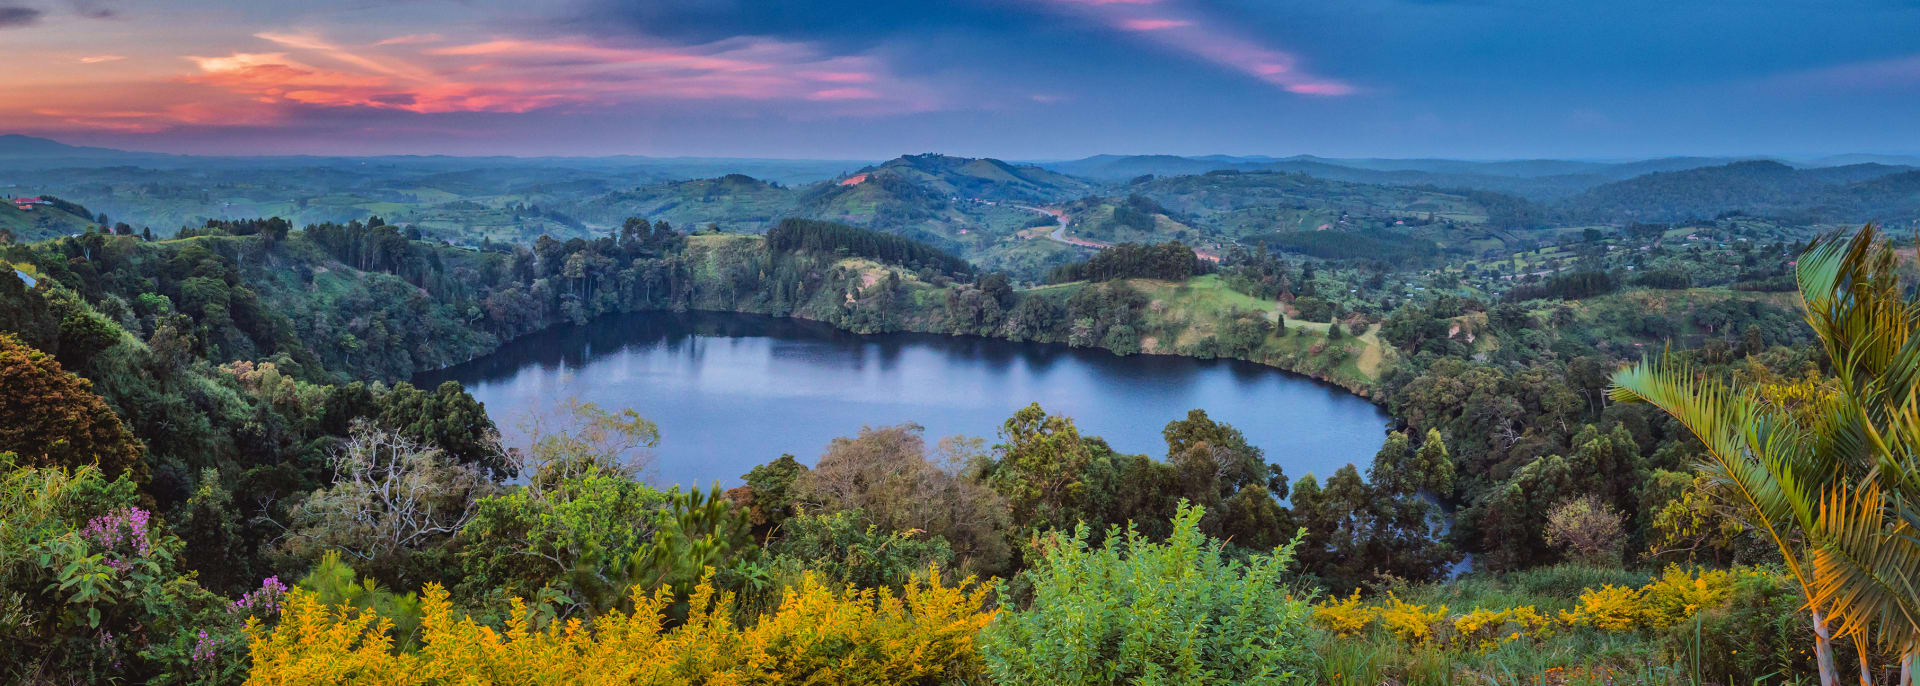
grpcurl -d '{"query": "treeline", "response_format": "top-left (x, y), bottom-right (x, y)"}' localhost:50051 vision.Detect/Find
top-left (767, 218), bottom-right (972, 276)
top-left (1250, 230), bottom-right (1443, 267)
top-left (1047, 241), bottom-right (1206, 284)
top-left (1504, 270), bottom-right (1618, 301)
top-left (1102, 194), bottom-right (1174, 234)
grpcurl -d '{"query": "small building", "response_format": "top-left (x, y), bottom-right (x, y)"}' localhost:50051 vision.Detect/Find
top-left (12, 197), bottom-right (47, 211)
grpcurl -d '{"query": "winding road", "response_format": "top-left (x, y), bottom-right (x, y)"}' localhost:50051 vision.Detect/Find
top-left (1015, 203), bottom-right (1222, 262)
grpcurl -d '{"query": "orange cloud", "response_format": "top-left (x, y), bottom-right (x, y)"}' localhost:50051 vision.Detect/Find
top-left (152, 32), bottom-right (935, 122)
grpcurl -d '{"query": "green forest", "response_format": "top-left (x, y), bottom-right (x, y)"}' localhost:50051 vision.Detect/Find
top-left (2, 160), bottom-right (1918, 685)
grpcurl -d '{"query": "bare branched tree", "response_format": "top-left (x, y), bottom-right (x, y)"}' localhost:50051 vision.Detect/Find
top-left (513, 397), bottom-right (658, 498)
top-left (276, 421), bottom-right (494, 582)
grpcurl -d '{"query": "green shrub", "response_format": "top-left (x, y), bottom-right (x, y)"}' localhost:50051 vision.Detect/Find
top-left (1666, 569), bottom-right (1806, 684)
top-left (0, 459), bottom-right (247, 684)
top-left (766, 509), bottom-right (954, 592)
top-left (1505, 564), bottom-right (1651, 601)
top-left (980, 502), bottom-right (1315, 684)
top-left (294, 551), bottom-right (427, 652)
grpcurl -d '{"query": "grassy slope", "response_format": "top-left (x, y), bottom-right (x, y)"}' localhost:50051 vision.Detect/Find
top-left (1031, 274), bottom-right (1389, 393)
top-left (0, 202), bottom-right (97, 242)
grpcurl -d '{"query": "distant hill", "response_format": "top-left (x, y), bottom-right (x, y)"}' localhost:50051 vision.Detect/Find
top-left (0, 134), bottom-right (185, 169)
top-left (0, 196), bottom-right (101, 242)
top-left (1037, 153), bottom-right (1771, 198)
top-left (1122, 170), bottom-right (1542, 234)
top-left (566, 154), bottom-right (1093, 255)
top-left (789, 155), bottom-right (1080, 251)
top-left (574, 174), bottom-right (794, 231)
top-left (1041, 154), bottom-right (1245, 182)
top-left (0, 134), bottom-right (138, 159)
top-left (843, 153), bottom-right (1092, 204)
top-left (1560, 160), bottom-right (1920, 223)
top-left (1059, 194), bottom-right (1206, 246)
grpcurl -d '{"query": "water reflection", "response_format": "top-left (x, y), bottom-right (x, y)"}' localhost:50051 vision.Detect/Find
top-left (417, 311), bottom-right (1390, 489)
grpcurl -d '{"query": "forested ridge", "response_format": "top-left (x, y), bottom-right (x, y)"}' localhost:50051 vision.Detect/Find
top-left (2, 212), bottom-right (1915, 684)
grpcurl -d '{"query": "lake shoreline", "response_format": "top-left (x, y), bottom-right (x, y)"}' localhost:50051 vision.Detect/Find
top-left (417, 309), bottom-right (1393, 489)
top-left (417, 303), bottom-right (1388, 405)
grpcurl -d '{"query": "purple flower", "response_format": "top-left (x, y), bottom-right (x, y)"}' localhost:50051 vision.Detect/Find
top-left (191, 629), bottom-right (222, 663)
top-left (232, 575), bottom-right (289, 616)
top-left (83, 507), bottom-right (153, 559)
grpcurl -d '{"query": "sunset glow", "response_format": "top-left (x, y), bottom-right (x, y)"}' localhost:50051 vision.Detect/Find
top-left (0, 0), bottom-right (1911, 157)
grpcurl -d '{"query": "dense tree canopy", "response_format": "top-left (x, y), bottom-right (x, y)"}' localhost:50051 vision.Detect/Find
top-left (0, 333), bottom-right (143, 479)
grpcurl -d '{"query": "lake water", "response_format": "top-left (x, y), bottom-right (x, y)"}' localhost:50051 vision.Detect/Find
top-left (416, 311), bottom-right (1390, 489)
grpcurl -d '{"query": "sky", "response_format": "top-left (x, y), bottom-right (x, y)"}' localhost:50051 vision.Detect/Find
top-left (0, 0), bottom-right (1916, 159)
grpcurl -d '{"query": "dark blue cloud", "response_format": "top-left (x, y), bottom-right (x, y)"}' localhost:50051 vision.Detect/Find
top-left (567, 0), bottom-right (1046, 52)
top-left (0, 5), bottom-right (41, 27)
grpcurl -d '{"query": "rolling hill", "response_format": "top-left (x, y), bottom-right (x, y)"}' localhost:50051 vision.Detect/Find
top-left (573, 174), bottom-right (794, 231)
top-left (0, 196), bottom-right (101, 242)
top-left (839, 153), bottom-right (1092, 204)
top-left (1560, 160), bottom-right (1920, 223)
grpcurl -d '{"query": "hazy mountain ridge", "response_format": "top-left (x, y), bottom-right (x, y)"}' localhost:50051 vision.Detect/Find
top-left (1561, 160), bottom-right (1920, 223)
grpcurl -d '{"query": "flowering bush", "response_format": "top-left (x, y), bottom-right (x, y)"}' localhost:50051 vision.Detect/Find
top-left (245, 569), bottom-right (993, 685)
top-left (1375, 594), bottom-right (1447, 644)
top-left (233, 576), bottom-right (290, 619)
top-left (1, 461), bottom-right (248, 684)
top-left (82, 506), bottom-right (155, 573)
top-left (1309, 565), bottom-right (1770, 655)
top-left (1313, 590), bottom-right (1376, 637)
top-left (1637, 565), bottom-right (1738, 629)
top-left (1450, 606), bottom-right (1554, 652)
top-left (1559, 584), bottom-right (1645, 632)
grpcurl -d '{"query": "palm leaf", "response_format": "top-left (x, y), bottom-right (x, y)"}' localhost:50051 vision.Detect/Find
top-left (1809, 482), bottom-right (1920, 647)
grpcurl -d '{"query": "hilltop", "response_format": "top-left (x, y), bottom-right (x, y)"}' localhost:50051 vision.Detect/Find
top-left (0, 196), bottom-right (101, 242)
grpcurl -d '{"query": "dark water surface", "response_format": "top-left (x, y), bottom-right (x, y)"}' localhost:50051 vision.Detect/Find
top-left (417, 311), bottom-right (1390, 489)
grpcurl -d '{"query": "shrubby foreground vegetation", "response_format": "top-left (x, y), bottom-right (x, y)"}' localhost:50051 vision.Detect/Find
top-left (1, 206), bottom-right (1916, 685)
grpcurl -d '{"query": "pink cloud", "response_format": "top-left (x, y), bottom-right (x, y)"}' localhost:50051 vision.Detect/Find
top-left (1047, 0), bottom-right (1355, 96)
top-left (0, 29), bottom-right (941, 136)
top-left (1281, 81), bottom-right (1356, 96)
top-left (1119, 18), bottom-right (1190, 31)
top-left (155, 32), bottom-right (937, 121)
top-left (809, 87), bottom-right (880, 100)
top-left (802, 71), bottom-right (876, 83)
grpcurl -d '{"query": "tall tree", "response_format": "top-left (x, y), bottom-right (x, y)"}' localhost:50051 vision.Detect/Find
top-left (0, 333), bottom-right (144, 480)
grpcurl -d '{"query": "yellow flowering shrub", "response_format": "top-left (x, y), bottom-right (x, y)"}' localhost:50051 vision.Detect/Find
top-left (1559, 584), bottom-right (1644, 632)
top-left (1450, 606), bottom-right (1554, 652)
top-left (1638, 565), bottom-right (1738, 628)
top-left (1374, 594), bottom-right (1447, 644)
top-left (245, 569), bottom-right (994, 685)
top-left (1312, 590), bottom-right (1376, 637)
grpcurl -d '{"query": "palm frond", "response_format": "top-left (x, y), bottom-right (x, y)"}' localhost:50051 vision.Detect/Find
top-left (1810, 482), bottom-right (1920, 647)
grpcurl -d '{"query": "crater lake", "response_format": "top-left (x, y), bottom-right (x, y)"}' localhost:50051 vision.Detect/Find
top-left (416, 311), bottom-right (1391, 489)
